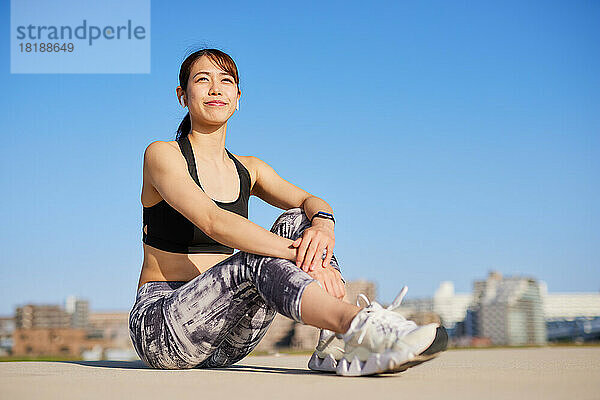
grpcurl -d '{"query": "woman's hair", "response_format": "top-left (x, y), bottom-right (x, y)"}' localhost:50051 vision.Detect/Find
top-left (176, 48), bottom-right (241, 141)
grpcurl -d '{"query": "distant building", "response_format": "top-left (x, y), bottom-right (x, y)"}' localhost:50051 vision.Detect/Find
top-left (469, 271), bottom-right (547, 346)
top-left (396, 296), bottom-right (433, 315)
top-left (538, 281), bottom-right (600, 342)
top-left (15, 305), bottom-right (71, 329)
top-left (539, 282), bottom-right (600, 320)
top-left (88, 311), bottom-right (134, 350)
top-left (432, 282), bottom-right (473, 329)
top-left (395, 281), bottom-right (472, 336)
top-left (11, 311), bottom-right (136, 359)
top-left (0, 317), bottom-right (15, 356)
top-left (12, 328), bottom-right (105, 357)
top-left (65, 296), bottom-right (89, 329)
top-left (395, 272), bottom-right (599, 346)
top-left (10, 298), bottom-right (134, 358)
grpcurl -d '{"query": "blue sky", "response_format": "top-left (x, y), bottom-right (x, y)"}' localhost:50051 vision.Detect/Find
top-left (1, 0), bottom-right (598, 315)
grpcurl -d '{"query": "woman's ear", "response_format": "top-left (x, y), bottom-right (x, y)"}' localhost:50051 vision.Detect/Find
top-left (180, 96), bottom-right (186, 108)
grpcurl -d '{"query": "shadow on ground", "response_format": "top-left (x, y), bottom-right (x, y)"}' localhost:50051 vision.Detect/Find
top-left (56, 360), bottom-right (150, 369)
top-left (53, 359), bottom-right (390, 378)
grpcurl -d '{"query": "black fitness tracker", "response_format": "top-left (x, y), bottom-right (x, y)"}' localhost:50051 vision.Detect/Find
top-left (311, 211), bottom-right (335, 225)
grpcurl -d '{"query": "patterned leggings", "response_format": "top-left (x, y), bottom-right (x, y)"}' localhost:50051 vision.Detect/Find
top-left (128, 207), bottom-right (345, 369)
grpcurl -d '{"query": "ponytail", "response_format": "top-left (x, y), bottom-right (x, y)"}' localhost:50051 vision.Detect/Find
top-left (176, 112), bottom-right (191, 141)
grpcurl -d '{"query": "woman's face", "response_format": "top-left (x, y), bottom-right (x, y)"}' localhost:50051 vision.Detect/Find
top-left (181, 56), bottom-right (240, 126)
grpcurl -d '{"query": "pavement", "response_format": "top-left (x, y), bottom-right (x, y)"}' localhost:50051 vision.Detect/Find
top-left (1, 346), bottom-right (599, 400)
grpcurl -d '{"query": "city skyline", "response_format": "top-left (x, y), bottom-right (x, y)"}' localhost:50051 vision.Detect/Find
top-left (4, 273), bottom-right (598, 360)
top-left (3, 272), bottom-right (598, 316)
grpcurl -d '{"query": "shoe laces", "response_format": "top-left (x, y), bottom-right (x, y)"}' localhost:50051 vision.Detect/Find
top-left (317, 329), bottom-right (337, 350)
top-left (352, 286), bottom-right (417, 346)
top-left (356, 285), bottom-right (409, 311)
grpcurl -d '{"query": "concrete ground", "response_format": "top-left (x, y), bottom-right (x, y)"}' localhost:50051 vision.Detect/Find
top-left (1, 347), bottom-right (599, 400)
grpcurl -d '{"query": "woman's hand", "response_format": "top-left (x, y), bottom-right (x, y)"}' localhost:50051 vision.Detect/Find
top-left (307, 266), bottom-right (346, 300)
top-left (291, 220), bottom-right (335, 272)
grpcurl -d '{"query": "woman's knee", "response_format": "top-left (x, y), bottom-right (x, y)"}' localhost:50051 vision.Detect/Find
top-left (269, 207), bottom-right (311, 240)
top-left (270, 208), bottom-right (344, 277)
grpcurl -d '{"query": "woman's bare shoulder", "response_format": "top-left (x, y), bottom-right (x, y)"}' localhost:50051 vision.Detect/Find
top-left (145, 139), bottom-right (178, 149)
top-left (143, 140), bottom-right (179, 157)
top-left (142, 140), bottom-right (185, 174)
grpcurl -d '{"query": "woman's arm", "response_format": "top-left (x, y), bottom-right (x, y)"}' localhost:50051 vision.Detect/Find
top-left (144, 141), bottom-right (297, 260)
top-left (248, 156), bottom-right (339, 272)
top-left (301, 196), bottom-right (334, 225)
top-left (298, 195), bottom-right (336, 270)
top-left (209, 208), bottom-right (297, 259)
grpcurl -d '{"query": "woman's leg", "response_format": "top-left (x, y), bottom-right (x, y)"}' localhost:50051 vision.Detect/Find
top-left (128, 281), bottom-right (193, 370)
top-left (270, 208), bottom-right (359, 333)
top-left (144, 208), bottom-right (360, 369)
top-left (195, 208), bottom-right (356, 368)
top-left (193, 291), bottom-right (276, 368)
top-left (196, 281), bottom-right (362, 369)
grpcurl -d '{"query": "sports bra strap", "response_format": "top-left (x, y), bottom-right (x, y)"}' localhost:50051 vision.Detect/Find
top-left (177, 136), bottom-right (202, 187)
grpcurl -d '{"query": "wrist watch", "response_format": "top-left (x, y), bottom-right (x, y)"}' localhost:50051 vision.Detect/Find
top-left (311, 211), bottom-right (335, 224)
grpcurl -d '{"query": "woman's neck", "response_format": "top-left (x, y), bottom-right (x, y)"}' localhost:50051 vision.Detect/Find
top-left (187, 126), bottom-right (228, 162)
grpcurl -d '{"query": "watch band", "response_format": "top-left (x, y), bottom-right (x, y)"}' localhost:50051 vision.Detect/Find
top-left (311, 211), bottom-right (335, 224)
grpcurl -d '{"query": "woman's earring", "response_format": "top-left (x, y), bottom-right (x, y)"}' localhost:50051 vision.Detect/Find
top-left (236, 100), bottom-right (239, 110)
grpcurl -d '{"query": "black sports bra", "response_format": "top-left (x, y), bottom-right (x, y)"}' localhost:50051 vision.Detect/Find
top-left (142, 135), bottom-right (250, 254)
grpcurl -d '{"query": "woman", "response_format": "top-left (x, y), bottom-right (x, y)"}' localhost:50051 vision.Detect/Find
top-left (128, 48), bottom-right (448, 376)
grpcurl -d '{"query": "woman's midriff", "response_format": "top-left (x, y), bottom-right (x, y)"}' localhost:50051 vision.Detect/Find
top-left (137, 242), bottom-right (232, 290)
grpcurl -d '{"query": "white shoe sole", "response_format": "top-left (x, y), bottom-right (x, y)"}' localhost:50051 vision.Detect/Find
top-left (307, 352), bottom-right (338, 372)
top-left (336, 324), bottom-right (440, 377)
top-left (309, 348), bottom-right (441, 376)
top-left (384, 352), bottom-right (440, 373)
top-left (336, 349), bottom-right (425, 376)
top-left (310, 325), bottom-right (447, 376)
